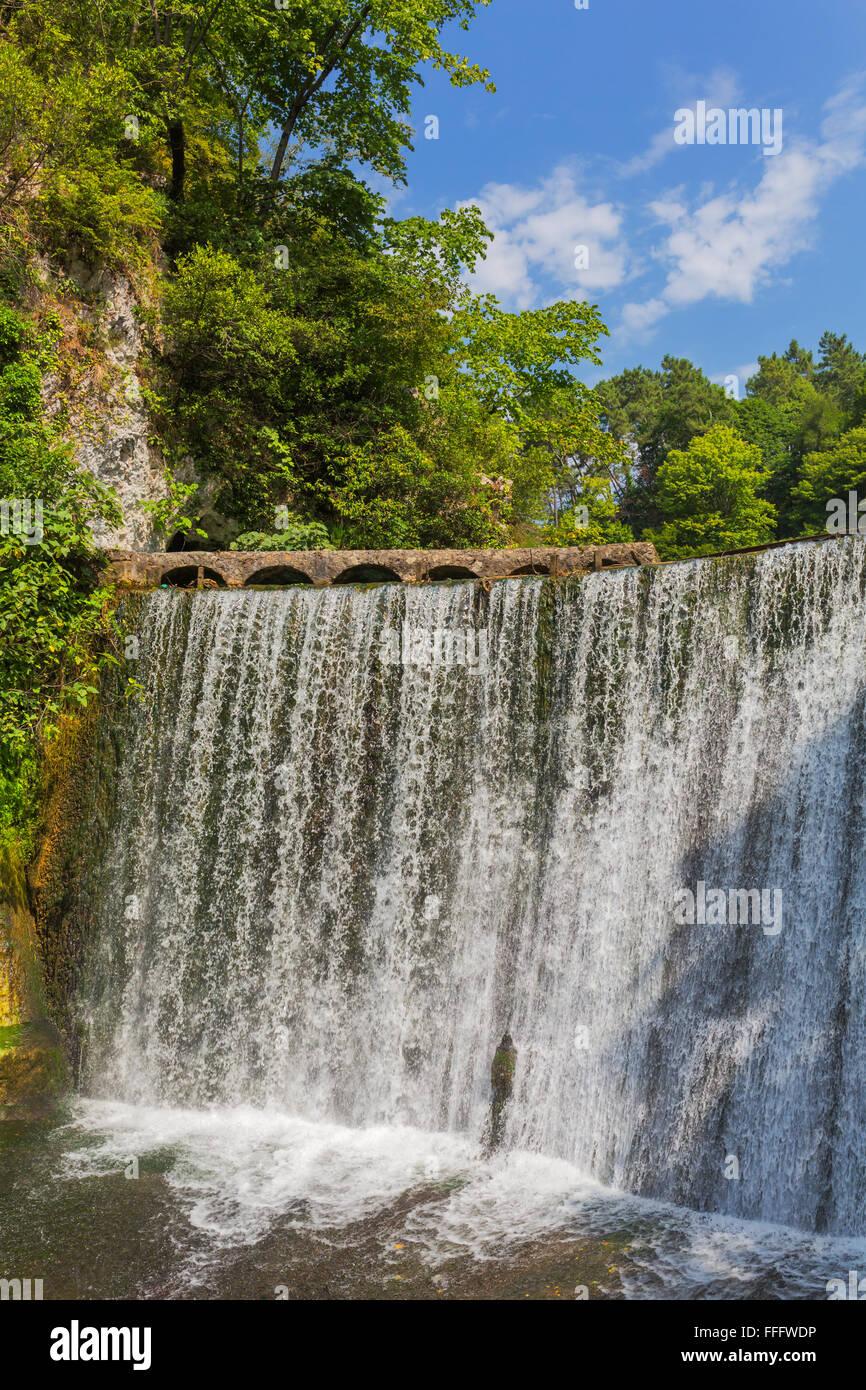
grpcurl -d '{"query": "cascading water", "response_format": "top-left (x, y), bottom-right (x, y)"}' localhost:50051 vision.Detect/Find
top-left (74, 535), bottom-right (866, 1262)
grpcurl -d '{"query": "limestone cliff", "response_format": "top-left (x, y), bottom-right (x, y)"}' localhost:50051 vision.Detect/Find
top-left (39, 254), bottom-right (170, 550)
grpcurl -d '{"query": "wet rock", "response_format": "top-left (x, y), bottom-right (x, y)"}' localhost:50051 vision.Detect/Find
top-left (485, 1030), bottom-right (516, 1153)
top-left (0, 1020), bottom-right (66, 1117)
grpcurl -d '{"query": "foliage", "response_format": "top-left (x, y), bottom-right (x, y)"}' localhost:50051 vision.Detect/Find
top-left (153, 164), bottom-right (617, 547)
top-left (594, 332), bottom-right (866, 547)
top-left (793, 427), bottom-right (866, 532)
top-left (0, 305), bottom-right (122, 851)
top-left (37, 152), bottom-right (163, 275)
top-left (644, 426), bottom-right (776, 560)
top-left (140, 468), bottom-right (208, 544)
top-left (596, 356), bottom-right (734, 533)
top-left (230, 520), bottom-right (332, 551)
top-left (542, 476), bottom-right (633, 547)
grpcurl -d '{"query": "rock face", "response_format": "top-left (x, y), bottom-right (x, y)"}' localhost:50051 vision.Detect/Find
top-left (0, 848), bottom-right (66, 1117)
top-left (486, 1031), bottom-right (517, 1153)
top-left (47, 260), bottom-right (169, 551)
top-left (0, 1021), bottom-right (66, 1115)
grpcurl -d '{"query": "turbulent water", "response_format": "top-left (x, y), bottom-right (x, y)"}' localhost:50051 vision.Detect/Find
top-left (73, 537), bottom-right (866, 1279)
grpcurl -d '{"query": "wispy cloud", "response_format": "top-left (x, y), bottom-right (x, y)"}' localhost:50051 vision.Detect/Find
top-left (617, 66), bottom-right (743, 178)
top-left (647, 74), bottom-right (866, 310)
top-left (455, 74), bottom-right (866, 353)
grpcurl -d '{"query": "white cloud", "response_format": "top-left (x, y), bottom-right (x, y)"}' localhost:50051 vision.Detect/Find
top-left (454, 73), bottom-right (866, 348)
top-left (458, 165), bottom-right (630, 308)
top-left (652, 79), bottom-right (866, 307)
top-left (618, 74), bottom-right (866, 336)
top-left (620, 298), bottom-right (669, 337)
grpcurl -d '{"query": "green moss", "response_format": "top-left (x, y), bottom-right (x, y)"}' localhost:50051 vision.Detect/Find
top-left (0, 1019), bottom-right (66, 1112)
top-left (0, 1023), bottom-right (24, 1056)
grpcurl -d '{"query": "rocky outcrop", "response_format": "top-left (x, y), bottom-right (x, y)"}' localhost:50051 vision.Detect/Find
top-left (0, 1020), bottom-right (66, 1115)
top-left (485, 1031), bottom-right (517, 1153)
top-left (41, 257), bottom-right (169, 551)
top-left (0, 845), bottom-right (67, 1116)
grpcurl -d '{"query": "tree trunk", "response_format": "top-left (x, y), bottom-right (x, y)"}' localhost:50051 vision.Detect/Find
top-left (167, 121), bottom-right (186, 202)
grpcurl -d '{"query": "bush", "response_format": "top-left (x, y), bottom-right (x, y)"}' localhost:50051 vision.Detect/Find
top-left (644, 425), bottom-right (776, 560)
top-left (230, 520), bottom-right (332, 551)
top-left (37, 155), bottom-right (162, 275)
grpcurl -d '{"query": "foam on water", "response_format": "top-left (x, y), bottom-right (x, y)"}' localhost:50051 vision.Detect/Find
top-left (63, 1097), bottom-right (866, 1299)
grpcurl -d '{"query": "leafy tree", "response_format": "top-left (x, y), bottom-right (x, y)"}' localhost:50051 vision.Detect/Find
top-left (743, 339), bottom-right (851, 535)
top-left (596, 356), bottom-right (733, 533)
top-left (814, 332), bottom-right (866, 422)
top-left (644, 425), bottom-right (776, 560)
top-left (7, 0), bottom-right (494, 214)
top-left (156, 163), bottom-right (617, 547)
top-left (543, 475), bottom-right (633, 546)
top-left (793, 427), bottom-right (866, 533)
top-left (732, 395), bottom-right (800, 533)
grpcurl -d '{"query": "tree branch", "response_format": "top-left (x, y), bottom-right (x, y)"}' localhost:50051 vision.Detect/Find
top-left (268, 4), bottom-right (372, 189)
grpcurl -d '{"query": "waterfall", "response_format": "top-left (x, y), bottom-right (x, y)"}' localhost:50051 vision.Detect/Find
top-left (77, 537), bottom-right (866, 1238)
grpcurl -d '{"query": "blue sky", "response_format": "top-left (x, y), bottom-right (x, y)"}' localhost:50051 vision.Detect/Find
top-left (389, 0), bottom-right (866, 388)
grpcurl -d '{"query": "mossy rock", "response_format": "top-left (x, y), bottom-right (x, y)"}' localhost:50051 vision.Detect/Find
top-left (0, 1019), bottom-right (66, 1116)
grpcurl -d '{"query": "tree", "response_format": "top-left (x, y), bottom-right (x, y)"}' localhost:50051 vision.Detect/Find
top-left (158, 163), bottom-right (621, 546)
top-left (815, 332), bottom-right (866, 422)
top-left (596, 356), bottom-right (733, 534)
top-left (260, 1), bottom-right (496, 191)
top-left (644, 425), bottom-right (776, 560)
top-left (793, 427), bottom-right (866, 533)
top-left (8, 0), bottom-right (495, 214)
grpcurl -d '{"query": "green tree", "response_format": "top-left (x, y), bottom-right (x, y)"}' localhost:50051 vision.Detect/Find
top-left (793, 427), bottom-right (866, 533)
top-left (158, 164), bottom-right (619, 547)
top-left (814, 332), bottom-right (866, 422)
top-left (8, 0), bottom-right (494, 213)
top-left (596, 356), bottom-right (733, 534)
top-left (644, 425), bottom-right (776, 560)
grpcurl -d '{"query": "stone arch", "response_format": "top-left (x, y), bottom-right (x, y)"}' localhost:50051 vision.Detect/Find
top-left (332, 563), bottom-right (403, 585)
top-left (423, 564), bottom-right (479, 581)
top-left (244, 564), bottom-right (313, 587)
top-left (160, 565), bottom-right (227, 589)
top-left (509, 562), bottom-right (550, 576)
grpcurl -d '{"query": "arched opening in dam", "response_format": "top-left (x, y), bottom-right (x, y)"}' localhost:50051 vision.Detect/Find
top-left (243, 565), bottom-right (314, 587)
top-left (160, 565), bottom-right (227, 589)
top-left (332, 563), bottom-right (403, 585)
top-left (509, 562), bottom-right (550, 576)
top-left (424, 564), bottom-right (480, 581)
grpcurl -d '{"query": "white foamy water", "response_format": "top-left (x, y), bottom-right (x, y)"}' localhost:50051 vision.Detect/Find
top-left (63, 1097), bottom-right (866, 1299)
top-left (73, 537), bottom-right (866, 1289)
